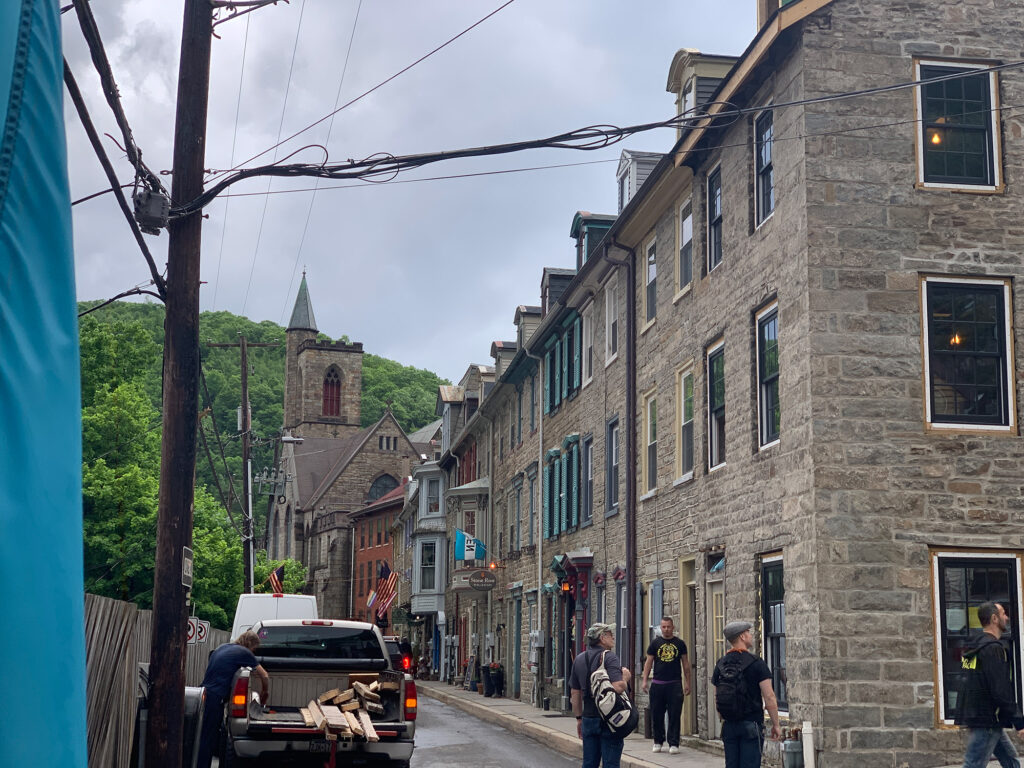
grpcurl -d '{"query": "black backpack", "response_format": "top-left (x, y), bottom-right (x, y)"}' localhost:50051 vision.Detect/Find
top-left (715, 652), bottom-right (756, 721)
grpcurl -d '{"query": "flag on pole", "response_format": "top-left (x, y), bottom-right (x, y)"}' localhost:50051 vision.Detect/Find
top-left (268, 565), bottom-right (284, 593)
top-left (454, 529), bottom-right (486, 561)
top-left (368, 561), bottom-right (391, 608)
top-left (376, 566), bottom-right (399, 618)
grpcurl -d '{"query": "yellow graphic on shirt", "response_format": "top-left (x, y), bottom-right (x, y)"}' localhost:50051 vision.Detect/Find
top-left (657, 642), bottom-right (679, 663)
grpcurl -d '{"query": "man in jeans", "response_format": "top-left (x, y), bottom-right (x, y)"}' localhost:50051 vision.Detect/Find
top-left (570, 622), bottom-right (632, 768)
top-left (955, 601), bottom-right (1024, 768)
top-left (712, 621), bottom-right (781, 768)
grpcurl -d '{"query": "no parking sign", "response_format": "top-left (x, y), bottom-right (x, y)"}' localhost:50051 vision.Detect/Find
top-left (187, 617), bottom-right (198, 645)
top-left (197, 620), bottom-right (210, 644)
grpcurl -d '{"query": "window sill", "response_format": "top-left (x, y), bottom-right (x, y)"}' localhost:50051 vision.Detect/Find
top-left (915, 179), bottom-right (1003, 194)
top-left (605, 353), bottom-right (619, 368)
top-left (605, 505), bottom-right (620, 518)
top-left (758, 438), bottom-right (780, 453)
top-left (708, 461), bottom-right (727, 474)
top-left (925, 421), bottom-right (1016, 435)
top-left (580, 517), bottom-right (593, 529)
top-left (673, 472), bottom-right (694, 487)
top-left (754, 210), bottom-right (775, 231)
top-left (640, 318), bottom-right (656, 336)
top-left (582, 376), bottom-right (594, 390)
top-left (639, 489), bottom-right (658, 502)
top-left (672, 284), bottom-right (692, 304)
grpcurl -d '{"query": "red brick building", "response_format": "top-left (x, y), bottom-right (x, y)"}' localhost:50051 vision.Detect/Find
top-left (350, 478), bottom-right (407, 628)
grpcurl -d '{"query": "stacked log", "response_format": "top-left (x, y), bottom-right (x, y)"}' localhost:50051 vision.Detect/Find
top-left (298, 678), bottom-right (388, 742)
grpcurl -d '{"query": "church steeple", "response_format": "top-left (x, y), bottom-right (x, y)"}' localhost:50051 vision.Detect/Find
top-left (288, 271), bottom-right (318, 332)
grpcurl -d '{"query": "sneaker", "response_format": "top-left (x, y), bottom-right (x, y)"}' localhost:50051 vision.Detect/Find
top-left (668, 746), bottom-right (680, 755)
top-left (652, 743), bottom-right (663, 753)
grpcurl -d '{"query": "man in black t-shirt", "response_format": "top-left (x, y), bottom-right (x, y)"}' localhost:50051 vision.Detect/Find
top-left (641, 616), bottom-right (692, 754)
top-left (712, 621), bottom-right (781, 768)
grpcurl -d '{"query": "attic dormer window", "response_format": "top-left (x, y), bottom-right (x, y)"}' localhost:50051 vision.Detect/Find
top-left (618, 173), bottom-right (628, 213)
top-left (682, 77), bottom-right (696, 118)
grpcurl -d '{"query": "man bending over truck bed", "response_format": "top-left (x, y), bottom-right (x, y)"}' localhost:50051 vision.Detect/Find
top-left (197, 630), bottom-right (270, 768)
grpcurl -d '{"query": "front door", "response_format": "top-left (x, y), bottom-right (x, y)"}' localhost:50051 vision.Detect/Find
top-left (514, 598), bottom-right (522, 698)
top-left (706, 579), bottom-right (725, 738)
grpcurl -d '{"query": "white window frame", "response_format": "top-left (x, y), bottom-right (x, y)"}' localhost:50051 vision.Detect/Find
top-left (756, 302), bottom-right (781, 450)
top-left (706, 164), bottom-right (723, 273)
top-left (582, 303), bottom-right (595, 386)
top-left (754, 108), bottom-right (775, 227)
top-left (920, 275), bottom-right (1016, 432)
top-left (643, 237), bottom-right (657, 330)
top-left (675, 199), bottom-right (693, 300)
top-left (914, 59), bottom-right (1002, 192)
top-left (707, 339), bottom-right (726, 471)
top-left (676, 363), bottom-right (695, 483)
top-left (643, 391), bottom-right (658, 494)
top-left (605, 274), bottom-right (620, 366)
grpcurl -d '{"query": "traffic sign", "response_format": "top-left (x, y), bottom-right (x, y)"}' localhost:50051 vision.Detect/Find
top-left (197, 619), bottom-right (210, 644)
top-left (182, 546), bottom-right (193, 588)
top-left (187, 617), bottom-right (198, 645)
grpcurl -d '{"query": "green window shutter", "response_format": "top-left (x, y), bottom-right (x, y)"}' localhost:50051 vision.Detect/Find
top-left (554, 341), bottom-right (561, 407)
top-left (542, 464), bottom-right (551, 539)
top-left (560, 453), bottom-right (568, 533)
top-left (561, 333), bottom-right (569, 401)
top-left (544, 351), bottom-right (552, 414)
top-left (573, 317), bottom-right (582, 390)
top-left (571, 442), bottom-right (580, 527)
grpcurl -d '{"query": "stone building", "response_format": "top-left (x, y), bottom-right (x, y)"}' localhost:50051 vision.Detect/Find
top-left (269, 274), bottom-right (421, 618)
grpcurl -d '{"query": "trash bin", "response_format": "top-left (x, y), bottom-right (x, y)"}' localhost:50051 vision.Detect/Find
top-left (782, 739), bottom-right (804, 768)
top-left (482, 666), bottom-right (494, 697)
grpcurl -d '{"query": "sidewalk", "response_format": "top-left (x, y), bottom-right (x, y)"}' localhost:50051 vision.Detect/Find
top-left (416, 680), bottom-right (725, 768)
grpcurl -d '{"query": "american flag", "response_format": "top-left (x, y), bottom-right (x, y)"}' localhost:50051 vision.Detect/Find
top-left (268, 565), bottom-right (284, 593)
top-left (375, 562), bottom-right (398, 618)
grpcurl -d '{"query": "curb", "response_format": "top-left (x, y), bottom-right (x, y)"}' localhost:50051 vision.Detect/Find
top-left (418, 685), bottom-right (702, 768)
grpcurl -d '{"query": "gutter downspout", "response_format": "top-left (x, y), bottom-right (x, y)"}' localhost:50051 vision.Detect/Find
top-left (607, 237), bottom-right (637, 685)
top-left (523, 345), bottom-right (544, 707)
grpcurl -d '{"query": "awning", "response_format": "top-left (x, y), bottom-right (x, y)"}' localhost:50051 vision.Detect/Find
top-left (447, 477), bottom-right (490, 496)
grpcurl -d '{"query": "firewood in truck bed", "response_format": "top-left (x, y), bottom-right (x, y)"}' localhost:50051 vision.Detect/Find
top-left (353, 681), bottom-right (381, 702)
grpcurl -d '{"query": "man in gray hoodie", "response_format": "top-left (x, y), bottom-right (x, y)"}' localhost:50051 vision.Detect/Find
top-left (955, 601), bottom-right (1024, 768)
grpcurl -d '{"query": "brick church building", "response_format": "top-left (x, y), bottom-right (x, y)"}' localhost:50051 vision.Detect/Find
top-left (268, 274), bottom-right (422, 618)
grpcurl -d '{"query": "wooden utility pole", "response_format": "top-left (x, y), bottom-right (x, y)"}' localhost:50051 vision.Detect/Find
top-left (208, 335), bottom-right (278, 593)
top-left (146, 1), bottom-right (212, 766)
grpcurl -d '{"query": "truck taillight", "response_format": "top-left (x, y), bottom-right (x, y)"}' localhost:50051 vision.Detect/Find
top-left (230, 677), bottom-right (249, 718)
top-left (404, 680), bottom-right (417, 721)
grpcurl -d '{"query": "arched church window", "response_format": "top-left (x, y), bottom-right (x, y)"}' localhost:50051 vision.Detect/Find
top-left (323, 367), bottom-right (341, 416)
top-left (367, 474), bottom-right (399, 503)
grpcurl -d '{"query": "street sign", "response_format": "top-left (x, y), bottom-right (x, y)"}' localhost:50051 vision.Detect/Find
top-left (468, 570), bottom-right (497, 591)
top-left (182, 546), bottom-right (193, 588)
top-left (197, 619), bottom-right (210, 644)
top-left (187, 617), bottom-right (198, 645)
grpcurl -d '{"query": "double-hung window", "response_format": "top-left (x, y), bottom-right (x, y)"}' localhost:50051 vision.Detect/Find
top-left (915, 60), bottom-right (1001, 190)
top-left (420, 541), bottom-right (436, 591)
top-left (645, 240), bottom-right (657, 324)
top-left (757, 304), bottom-right (780, 447)
top-left (606, 276), bottom-right (619, 362)
top-left (581, 436), bottom-right (594, 524)
top-left (922, 276), bottom-right (1014, 430)
top-left (678, 202), bottom-right (693, 291)
top-left (606, 418), bottom-right (620, 512)
top-left (761, 556), bottom-right (787, 710)
top-left (707, 342), bottom-right (726, 469)
top-left (644, 393), bottom-right (658, 492)
top-left (678, 367), bottom-right (694, 479)
top-left (582, 306), bottom-right (594, 385)
top-left (707, 167), bottom-right (723, 271)
top-left (755, 110), bottom-right (775, 224)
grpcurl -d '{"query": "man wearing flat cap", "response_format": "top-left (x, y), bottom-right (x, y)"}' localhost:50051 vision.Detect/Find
top-left (569, 622), bottom-right (632, 768)
top-left (712, 620), bottom-right (781, 768)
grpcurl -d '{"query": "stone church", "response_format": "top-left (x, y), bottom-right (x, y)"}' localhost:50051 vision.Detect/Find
top-left (268, 274), bottom-right (424, 617)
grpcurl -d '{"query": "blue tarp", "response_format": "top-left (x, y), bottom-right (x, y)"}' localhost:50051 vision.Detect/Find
top-left (0, 1), bottom-right (87, 765)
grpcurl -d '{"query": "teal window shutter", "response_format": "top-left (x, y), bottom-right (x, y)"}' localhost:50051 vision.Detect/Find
top-left (544, 351), bottom-right (552, 414)
top-left (561, 333), bottom-right (569, 401)
top-left (573, 317), bottom-right (582, 390)
top-left (560, 452), bottom-right (568, 532)
top-left (571, 442), bottom-right (580, 527)
top-left (554, 341), bottom-right (562, 407)
top-left (542, 464), bottom-right (551, 539)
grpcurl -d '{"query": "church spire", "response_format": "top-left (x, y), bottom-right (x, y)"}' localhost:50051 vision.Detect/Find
top-left (288, 271), bottom-right (318, 332)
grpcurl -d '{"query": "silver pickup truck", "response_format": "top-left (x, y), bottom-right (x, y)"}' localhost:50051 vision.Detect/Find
top-left (222, 619), bottom-right (416, 767)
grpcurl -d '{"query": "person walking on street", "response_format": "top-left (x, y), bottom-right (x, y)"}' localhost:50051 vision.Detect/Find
top-left (642, 616), bottom-right (692, 755)
top-left (712, 620), bottom-right (782, 768)
top-left (196, 630), bottom-right (270, 768)
top-left (570, 622), bottom-right (632, 768)
top-left (955, 601), bottom-right (1024, 768)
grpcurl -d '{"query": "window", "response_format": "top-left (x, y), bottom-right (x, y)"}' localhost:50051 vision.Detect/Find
top-left (615, 581), bottom-right (628, 653)
top-left (678, 367), bottom-right (694, 479)
top-left (426, 478), bottom-right (440, 516)
top-left (528, 475), bottom-right (536, 545)
top-left (593, 583), bottom-right (605, 623)
top-left (707, 343), bottom-right (726, 469)
top-left (514, 486), bottom-right (522, 550)
top-left (618, 172), bottom-right (628, 213)
top-left (581, 436), bottom-right (593, 524)
top-left (916, 61), bottom-right (1000, 189)
top-left (322, 367), bottom-right (341, 416)
top-left (377, 518), bottom-right (382, 546)
top-left (530, 375), bottom-right (536, 430)
top-left (923, 277), bottom-right (1013, 429)
top-left (681, 77), bottom-right (696, 117)
top-left (707, 167), bottom-right (723, 271)
top-left (606, 418), bottom-right (620, 512)
top-left (678, 202), bottom-right (692, 291)
top-left (420, 541), bottom-right (436, 591)
top-left (645, 239), bottom-right (657, 324)
top-left (358, 562), bottom-right (364, 596)
top-left (761, 557), bottom-right (787, 710)
top-left (644, 393), bottom-right (658, 492)
top-left (932, 550), bottom-right (1021, 724)
top-left (360, 521), bottom-right (365, 549)
top-left (755, 111), bottom-right (775, 224)
top-left (367, 474), bottom-right (398, 503)
top-left (757, 305), bottom-right (780, 446)
top-left (582, 306), bottom-right (594, 385)
top-left (517, 389), bottom-right (523, 444)
top-left (606, 276), bottom-right (619, 362)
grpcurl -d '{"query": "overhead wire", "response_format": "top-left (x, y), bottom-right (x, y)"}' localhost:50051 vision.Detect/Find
top-left (241, 0), bottom-right (308, 316)
top-left (280, 0), bottom-right (364, 326)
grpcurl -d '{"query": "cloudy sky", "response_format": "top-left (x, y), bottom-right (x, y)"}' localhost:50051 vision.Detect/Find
top-left (63, 1), bottom-right (754, 384)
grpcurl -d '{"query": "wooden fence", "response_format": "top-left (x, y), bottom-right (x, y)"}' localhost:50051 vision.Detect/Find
top-left (84, 593), bottom-right (230, 768)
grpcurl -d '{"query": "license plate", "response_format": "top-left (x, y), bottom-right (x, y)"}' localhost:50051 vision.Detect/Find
top-left (309, 740), bottom-right (332, 753)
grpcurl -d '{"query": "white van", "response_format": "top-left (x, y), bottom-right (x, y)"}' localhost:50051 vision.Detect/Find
top-left (230, 593), bottom-right (318, 641)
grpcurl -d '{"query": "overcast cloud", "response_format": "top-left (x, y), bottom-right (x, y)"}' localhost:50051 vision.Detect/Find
top-left (63, 1), bottom-right (754, 384)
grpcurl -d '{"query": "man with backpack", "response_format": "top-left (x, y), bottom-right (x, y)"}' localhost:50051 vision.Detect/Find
top-left (569, 622), bottom-right (633, 768)
top-left (712, 620), bottom-right (782, 768)
top-left (954, 601), bottom-right (1024, 768)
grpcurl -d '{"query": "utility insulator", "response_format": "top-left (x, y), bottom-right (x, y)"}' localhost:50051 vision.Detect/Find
top-left (133, 187), bottom-right (170, 235)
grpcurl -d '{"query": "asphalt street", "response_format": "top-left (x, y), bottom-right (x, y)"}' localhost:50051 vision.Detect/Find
top-left (411, 696), bottom-right (577, 767)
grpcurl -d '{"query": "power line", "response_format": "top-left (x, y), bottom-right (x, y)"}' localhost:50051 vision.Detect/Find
top-left (208, 0), bottom-right (518, 183)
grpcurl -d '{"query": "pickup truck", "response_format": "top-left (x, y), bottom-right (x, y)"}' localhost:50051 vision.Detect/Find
top-left (222, 619), bottom-right (416, 767)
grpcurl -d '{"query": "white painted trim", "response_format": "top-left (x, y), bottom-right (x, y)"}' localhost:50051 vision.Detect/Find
top-left (756, 302), bottom-right (780, 448)
top-left (753, 107), bottom-right (775, 230)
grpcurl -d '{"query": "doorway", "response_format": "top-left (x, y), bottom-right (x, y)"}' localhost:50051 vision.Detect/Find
top-left (706, 578), bottom-right (725, 739)
top-left (678, 557), bottom-right (698, 736)
top-left (513, 597), bottom-right (522, 699)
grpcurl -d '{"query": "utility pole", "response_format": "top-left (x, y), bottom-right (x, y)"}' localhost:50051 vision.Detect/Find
top-left (145, 1), bottom-right (211, 766)
top-left (208, 335), bottom-right (277, 593)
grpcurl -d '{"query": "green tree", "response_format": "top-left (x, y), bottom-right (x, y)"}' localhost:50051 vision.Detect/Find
top-left (254, 551), bottom-right (308, 594)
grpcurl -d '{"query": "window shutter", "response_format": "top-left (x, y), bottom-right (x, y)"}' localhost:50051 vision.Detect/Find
top-left (544, 351), bottom-right (552, 414)
top-left (561, 333), bottom-right (569, 401)
top-left (554, 341), bottom-right (562, 407)
top-left (559, 452), bottom-right (568, 533)
top-left (573, 317), bottom-right (582, 390)
top-left (650, 580), bottom-right (664, 630)
top-left (542, 464), bottom-right (551, 539)
top-left (571, 442), bottom-right (580, 527)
